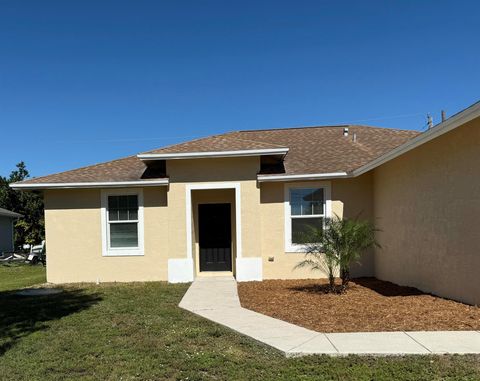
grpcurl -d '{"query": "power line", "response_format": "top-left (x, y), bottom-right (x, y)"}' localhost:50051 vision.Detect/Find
top-left (329, 112), bottom-right (426, 125)
top-left (48, 134), bottom-right (203, 144)
top-left (35, 111), bottom-right (429, 145)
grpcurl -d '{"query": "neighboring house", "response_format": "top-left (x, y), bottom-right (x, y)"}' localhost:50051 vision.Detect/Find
top-left (11, 101), bottom-right (480, 305)
top-left (0, 208), bottom-right (22, 253)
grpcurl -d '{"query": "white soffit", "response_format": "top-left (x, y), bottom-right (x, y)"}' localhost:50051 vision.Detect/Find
top-left (10, 179), bottom-right (169, 190)
top-left (257, 172), bottom-right (349, 182)
top-left (137, 148), bottom-right (289, 161)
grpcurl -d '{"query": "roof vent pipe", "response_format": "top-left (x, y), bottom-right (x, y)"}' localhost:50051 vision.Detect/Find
top-left (427, 114), bottom-right (433, 129)
top-left (441, 110), bottom-right (446, 122)
top-left (352, 132), bottom-right (357, 143)
top-left (343, 127), bottom-right (349, 137)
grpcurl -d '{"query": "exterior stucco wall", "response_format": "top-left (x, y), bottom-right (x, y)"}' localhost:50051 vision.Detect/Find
top-left (44, 155), bottom-right (377, 283)
top-left (44, 187), bottom-right (170, 283)
top-left (167, 157), bottom-right (261, 260)
top-left (373, 116), bottom-right (480, 305)
top-left (260, 173), bottom-right (374, 279)
top-left (44, 157), bottom-right (261, 283)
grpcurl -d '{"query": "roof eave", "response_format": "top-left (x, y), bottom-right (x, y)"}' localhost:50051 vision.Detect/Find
top-left (257, 172), bottom-right (350, 182)
top-left (10, 179), bottom-right (170, 190)
top-left (0, 211), bottom-right (23, 218)
top-left (137, 148), bottom-right (289, 161)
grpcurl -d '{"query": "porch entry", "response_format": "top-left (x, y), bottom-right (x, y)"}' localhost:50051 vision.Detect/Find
top-left (198, 203), bottom-right (232, 272)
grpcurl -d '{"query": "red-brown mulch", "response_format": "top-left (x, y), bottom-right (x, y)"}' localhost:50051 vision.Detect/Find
top-left (237, 278), bottom-right (480, 333)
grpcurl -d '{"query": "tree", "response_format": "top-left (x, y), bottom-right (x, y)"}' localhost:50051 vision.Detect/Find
top-left (0, 162), bottom-right (44, 247)
top-left (294, 215), bottom-right (379, 292)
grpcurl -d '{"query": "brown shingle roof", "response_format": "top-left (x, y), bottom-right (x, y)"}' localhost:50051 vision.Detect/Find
top-left (226, 125), bottom-right (419, 174)
top-left (143, 134), bottom-right (287, 154)
top-left (19, 156), bottom-right (149, 184)
top-left (17, 125), bottom-right (419, 184)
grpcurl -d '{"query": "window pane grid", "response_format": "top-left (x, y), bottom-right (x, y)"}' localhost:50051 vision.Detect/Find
top-left (109, 220), bottom-right (139, 224)
top-left (107, 195), bottom-right (139, 249)
top-left (107, 195), bottom-right (139, 222)
top-left (291, 214), bottom-right (324, 219)
top-left (289, 187), bottom-right (326, 246)
top-left (291, 217), bottom-right (324, 244)
top-left (290, 188), bottom-right (324, 216)
top-left (109, 222), bottom-right (138, 248)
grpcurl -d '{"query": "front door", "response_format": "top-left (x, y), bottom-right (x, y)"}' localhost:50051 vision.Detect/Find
top-left (199, 203), bottom-right (232, 272)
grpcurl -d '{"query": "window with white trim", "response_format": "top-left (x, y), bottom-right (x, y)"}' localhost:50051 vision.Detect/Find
top-left (290, 188), bottom-right (324, 244)
top-left (285, 183), bottom-right (330, 252)
top-left (107, 195), bottom-right (139, 248)
top-left (101, 189), bottom-right (144, 256)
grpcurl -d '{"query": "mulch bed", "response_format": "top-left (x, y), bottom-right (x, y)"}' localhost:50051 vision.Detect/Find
top-left (237, 278), bottom-right (480, 332)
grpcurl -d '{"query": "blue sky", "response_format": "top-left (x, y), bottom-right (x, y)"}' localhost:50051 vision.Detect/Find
top-left (1, 0), bottom-right (479, 178)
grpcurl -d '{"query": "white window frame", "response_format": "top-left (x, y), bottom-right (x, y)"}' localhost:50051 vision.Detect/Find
top-left (284, 181), bottom-right (332, 253)
top-left (101, 188), bottom-right (144, 256)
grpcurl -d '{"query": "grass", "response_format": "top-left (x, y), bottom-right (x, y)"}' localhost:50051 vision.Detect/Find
top-left (0, 266), bottom-right (479, 380)
top-left (0, 263), bottom-right (46, 292)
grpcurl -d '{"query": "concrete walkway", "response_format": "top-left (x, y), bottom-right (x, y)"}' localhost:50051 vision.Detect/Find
top-left (179, 276), bottom-right (480, 357)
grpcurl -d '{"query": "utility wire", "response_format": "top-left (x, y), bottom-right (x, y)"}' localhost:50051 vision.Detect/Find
top-left (49, 134), bottom-right (203, 144)
top-left (325, 112), bottom-right (426, 126)
top-left (39, 111), bottom-right (428, 145)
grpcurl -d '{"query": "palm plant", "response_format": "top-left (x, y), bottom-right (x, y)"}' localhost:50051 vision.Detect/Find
top-left (294, 226), bottom-right (338, 291)
top-left (295, 215), bottom-right (379, 291)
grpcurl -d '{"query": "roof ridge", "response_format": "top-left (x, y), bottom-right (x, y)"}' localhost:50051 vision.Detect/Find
top-left (140, 125), bottom-right (420, 155)
top-left (235, 124), bottom-right (420, 134)
top-left (235, 124), bottom-right (350, 133)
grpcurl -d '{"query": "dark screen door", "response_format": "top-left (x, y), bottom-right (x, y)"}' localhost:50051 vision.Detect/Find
top-left (199, 203), bottom-right (232, 272)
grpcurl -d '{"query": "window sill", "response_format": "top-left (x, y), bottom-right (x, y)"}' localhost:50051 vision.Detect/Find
top-left (102, 249), bottom-right (144, 257)
top-left (285, 244), bottom-right (310, 253)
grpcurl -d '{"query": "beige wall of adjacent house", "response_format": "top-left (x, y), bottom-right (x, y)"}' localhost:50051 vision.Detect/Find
top-left (373, 116), bottom-right (480, 305)
top-left (260, 173), bottom-right (374, 279)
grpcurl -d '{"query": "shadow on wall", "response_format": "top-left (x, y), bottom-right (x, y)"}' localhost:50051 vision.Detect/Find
top-left (0, 289), bottom-right (102, 356)
top-left (353, 277), bottom-right (424, 297)
top-left (45, 187), bottom-right (168, 210)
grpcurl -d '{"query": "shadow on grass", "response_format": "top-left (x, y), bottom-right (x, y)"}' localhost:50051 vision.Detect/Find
top-left (288, 277), bottom-right (425, 297)
top-left (0, 288), bottom-right (102, 356)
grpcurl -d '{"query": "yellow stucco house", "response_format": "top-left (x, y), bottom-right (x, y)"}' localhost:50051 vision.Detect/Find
top-left (12, 100), bottom-right (480, 305)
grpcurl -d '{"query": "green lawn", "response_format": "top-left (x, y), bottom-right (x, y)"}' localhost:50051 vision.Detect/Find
top-left (0, 266), bottom-right (479, 380)
top-left (0, 263), bottom-right (46, 292)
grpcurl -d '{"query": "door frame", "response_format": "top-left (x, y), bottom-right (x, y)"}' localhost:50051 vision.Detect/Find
top-left (185, 183), bottom-right (242, 272)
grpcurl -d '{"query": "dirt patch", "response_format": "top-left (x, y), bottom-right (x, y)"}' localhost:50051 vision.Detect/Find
top-left (237, 278), bottom-right (480, 332)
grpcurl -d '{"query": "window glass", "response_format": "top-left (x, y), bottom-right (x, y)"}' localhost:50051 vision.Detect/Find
top-left (291, 217), bottom-right (323, 244)
top-left (108, 195), bottom-right (138, 221)
top-left (290, 188), bottom-right (324, 216)
top-left (110, 223), bottom-right (138, 248)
